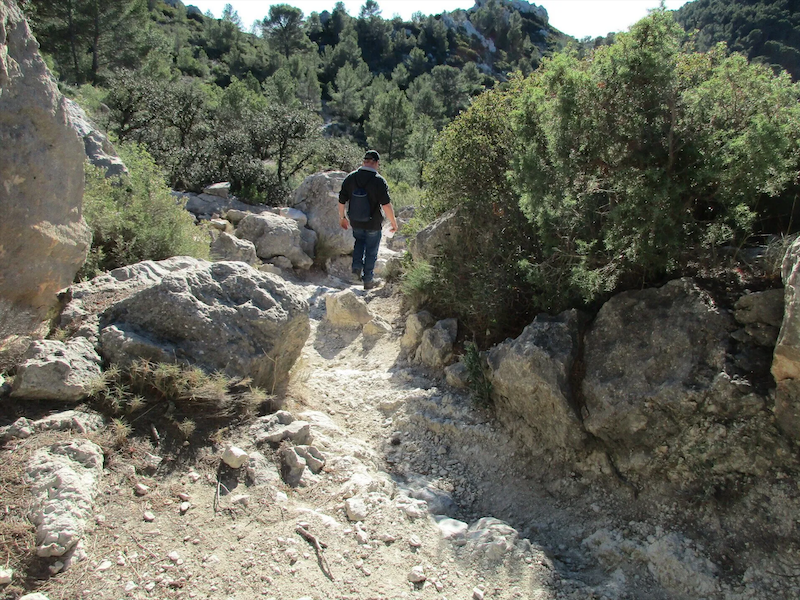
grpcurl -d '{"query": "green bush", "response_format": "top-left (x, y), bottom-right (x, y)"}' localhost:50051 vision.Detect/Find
top-left (79, 143), bottom-right (209, 279)
top-left (511, 11), bottom-right (800, 305)
top-left (409, 10), bottom-right (800, 345)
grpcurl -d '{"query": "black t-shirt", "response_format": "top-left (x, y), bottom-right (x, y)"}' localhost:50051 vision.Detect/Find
top-left (338, 167), bottom-right (391, 231)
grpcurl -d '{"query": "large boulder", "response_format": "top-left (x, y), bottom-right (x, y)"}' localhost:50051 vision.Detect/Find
top-left (59, 257), bottom-right (200, 342)
top-left (580, 279), bottom-right (788, 488)
top-left (291, 171), bottom-right (354, 256)
top-left (408, 207), bottom-right (463, 262)
top-left (583, 280), bottom-right (735, 449)
top-left (11, 338), bottom-right (102, 401)
top-left (98, 259), bottom-right (310, 389)
top-left (0, 0), bottom-right (91, 337)
top-left (325, 290), bottom-right (372, 327)
top-left (236, 213), bottom-right (313, 269)
top-left (210, 232), bottom-right (259, 265)
top-left (773, 237), bottom-right (800, 440)
top-left (64, 99), bottom-right (126, 177)
top-left (486, 310), bottom-right (586, 456)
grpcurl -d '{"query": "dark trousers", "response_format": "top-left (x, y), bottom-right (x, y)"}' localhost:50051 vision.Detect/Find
top-left (352, 228), bottom-right (382, 282)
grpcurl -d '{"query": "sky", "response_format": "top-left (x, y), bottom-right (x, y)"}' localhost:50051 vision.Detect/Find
top-left (187, 0), bottom-right (693, 40)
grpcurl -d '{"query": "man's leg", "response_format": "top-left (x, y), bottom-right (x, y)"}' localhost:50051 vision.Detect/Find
top-left (362, 229), bottom-right (382, 284)
top-left (352, 228), bottom-right (366, 278)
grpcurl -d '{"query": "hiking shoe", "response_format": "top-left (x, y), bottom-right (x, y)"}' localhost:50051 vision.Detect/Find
top-left (363, 278), bottom-right (380, 290)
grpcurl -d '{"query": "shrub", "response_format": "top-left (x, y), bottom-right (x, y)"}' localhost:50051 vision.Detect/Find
top-left (511, 11), bottom-right (800, 306)
top-left (79, 143), bottom-right (209, 279)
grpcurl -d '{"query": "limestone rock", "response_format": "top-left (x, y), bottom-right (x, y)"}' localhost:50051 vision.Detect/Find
top-left (99, 259), bottom-right (310, 389)
top-left (59, 257), bottom-right (200, 342)
top-left (64, 99), bottom-right (126, 177)
top-left (0, 0), bottom-right (91, 334)
top-left (363, 317), bottom-right (391, 336)
top-left (401, 311), bottom-right (436, 354)
top-left (326, 290), bottom-right (373, 327)
top-left (178, 191), bottom-right (262, 221)
top-left (773, 238), bottom-right (800, 440)
top-left (444, 361), bottom-right (469, 389)
top-left (11, 338), bottom-right (102, 401)
top-left (222, 446), bottom-right (249, 469)
top-left (345, 497), bottom-right (368, 521)
top-left (415, 318), bottom-right (458, 368)
top-left (280, 446), bottom-right (307, 486)
top-left (408, 208), bottom-right (463, 262)
top-left (486, 310), bottom-right (586, 455)
top-left (237, 213), bottom-right (313, 269)
top-left (203, 182), bottom-right (230, 199)
top-left (251, 413), bottom-right (313, 446)
top-left (583, 280), bottom-right (734, 447)
top-left (210, 232), bottom-right (259, 265)
top-left (25, 439), bottom-right (104, 559)
top-left (291, 171), bottom-right (353, 256)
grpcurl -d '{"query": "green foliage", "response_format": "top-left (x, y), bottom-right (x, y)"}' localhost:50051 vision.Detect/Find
top-left (411, 10), bottom-right (800, 344)
top-left (512, 11), bottom-right (800, 305)
top-left (365, 87), bottom-right (413, 160)
top-left (676, 0), bottom-right (800, 79)
top-left (79, 143), bottom-right (209, 278)
top-left (463, 342), bottom-right (492, 407)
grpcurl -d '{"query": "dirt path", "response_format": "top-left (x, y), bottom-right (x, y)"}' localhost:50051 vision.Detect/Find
top-left (4, 274), bottom-right (797, 600)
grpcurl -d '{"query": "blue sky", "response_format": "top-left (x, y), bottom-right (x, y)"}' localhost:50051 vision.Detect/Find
top-left (189, 1), bottom-right (692, 40)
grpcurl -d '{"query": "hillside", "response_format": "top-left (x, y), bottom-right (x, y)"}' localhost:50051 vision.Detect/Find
top-left (676, 0), bottom-right (800, 79)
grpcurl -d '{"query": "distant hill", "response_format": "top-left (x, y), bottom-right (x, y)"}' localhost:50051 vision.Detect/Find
top-left (676, 0), bottom-right (800, 79)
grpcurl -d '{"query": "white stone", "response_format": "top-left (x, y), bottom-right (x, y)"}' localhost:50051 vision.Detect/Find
top-left (222, 446), bottom-right (249, 468)
top-left (143, 511), bottom-right (156, 522)
top-left (345, 498), bottom-right (368, 522)
top-left (0, 567), bottom-right (12, 584)
top-left (97, 560), bottom-right (112, 571)
top-left (180, 502), bottom-right (191, 514)
top-left (168, 551), bottom-right (181, 562)
top-left (134, 483), bottom-right (149, 496)
top-left (188, 471), bottom-right (201, 482)
top-left (473, 588), bottom-right (486, 600)
top-left (436, 517), bottom-right (468, 540)
top-left (409, 535), bottom-right (422, 548)
top-left (408, 565), bottom-right (427, 583)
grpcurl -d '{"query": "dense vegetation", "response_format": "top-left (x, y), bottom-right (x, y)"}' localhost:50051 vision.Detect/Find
top-left (416, 10), bottom-right (800, 344)
top-left (676, 0), bottom-right (800, 79)
top-left (17, 1), bottom-right (800, 344)
top-left (20, 0), bottom-right (567, 202)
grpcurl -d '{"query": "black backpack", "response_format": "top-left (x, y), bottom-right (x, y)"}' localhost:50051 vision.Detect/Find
top-left (348, 173), bottom-right (374, 222)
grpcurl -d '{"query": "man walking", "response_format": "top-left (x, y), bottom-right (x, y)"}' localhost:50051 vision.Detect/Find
top-left (338, 150), bottom-right (399, 290)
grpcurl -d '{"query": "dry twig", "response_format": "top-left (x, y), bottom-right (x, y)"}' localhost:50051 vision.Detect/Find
top-left (296, 524), bottom-right (333, 581)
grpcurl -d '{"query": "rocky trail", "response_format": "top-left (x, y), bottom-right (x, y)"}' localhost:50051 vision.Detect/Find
top-left (3, 269), bottom-right (798, 600)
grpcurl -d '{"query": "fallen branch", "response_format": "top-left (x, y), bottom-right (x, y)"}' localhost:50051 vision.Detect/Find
top-left (296, 524), bottom-right (333, 581)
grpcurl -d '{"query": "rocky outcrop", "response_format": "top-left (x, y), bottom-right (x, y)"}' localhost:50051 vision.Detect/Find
top-left (416, 318), bottom-right (458, 369)
top-left (291, 171), bottom-right (354, 256)
top-left (582, 280), bottom-right (735, 450)
top-left (25, 439), bottom-right (104, 560)
top-left (486, 310), bottom-right (586, 455)
top-left (236, 213), bottom-right (313, 269)
top-left (773, 237), bottom-right (800, 440)
top-left (11, 338), bottom-right (102, 401)
top-left (0, 0), bottom-right (91, 336)
top-left (64, 99), bottom-right (126, 177)
top-left (210, 232), bottom-right (259, 265)
top-left (95, 258), bottom-right (309, 389)
top-left (408, 208), bottom-right (463, 262)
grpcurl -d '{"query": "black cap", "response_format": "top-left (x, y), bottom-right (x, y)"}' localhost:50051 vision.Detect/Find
top-left (364, 150), bottom-right (380, 162)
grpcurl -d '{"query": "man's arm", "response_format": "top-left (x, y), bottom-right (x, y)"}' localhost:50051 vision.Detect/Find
top-left (383, 202), bottom-right (399, 233)
top-left (339, 176), bottom-right (350, 229)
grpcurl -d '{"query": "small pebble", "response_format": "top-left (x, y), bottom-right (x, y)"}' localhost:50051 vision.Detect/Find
top-left (168, 551), bottom-right (181, 563)
top-left (180, 502), bottom-right (191, 514)
top-left (134, 483), bottom-right (149, 496)
top-left (188, 471), bottom-right (201, 482)
top-left (97, 560), bottom-right (112, 572)
top-left (409, 535), bottom-right (422, 548)
top-left (473, 588), bottom-right (485, 600)
top-left (143, 511), bottom-right (156, 522)
top-left (408, 565), bottom-right (426, 583)
top-left (0, 568), bottom-right (11, 584)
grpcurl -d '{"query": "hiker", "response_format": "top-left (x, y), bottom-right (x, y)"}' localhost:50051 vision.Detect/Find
top-left (338, 149), bottom-right (399, 290)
